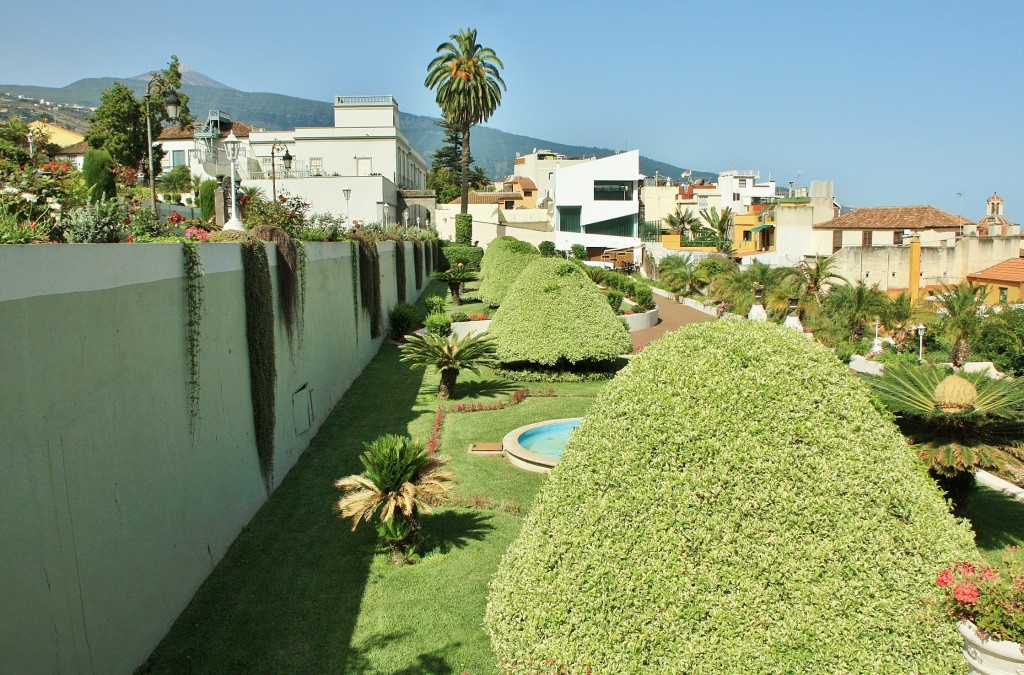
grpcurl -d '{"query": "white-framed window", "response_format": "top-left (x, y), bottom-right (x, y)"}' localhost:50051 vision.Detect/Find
top-left (171, 149), bottom-right (186, 167)
top-left (309, 157), bottom-right (323, 176)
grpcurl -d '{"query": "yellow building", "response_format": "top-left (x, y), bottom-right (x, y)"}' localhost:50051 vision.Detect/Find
top-left (28, 120), bottom-right (85, 148)
top-left (966, 259), bottom-right (1024, 304)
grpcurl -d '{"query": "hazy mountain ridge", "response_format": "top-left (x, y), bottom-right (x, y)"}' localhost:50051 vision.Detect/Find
top-left (1, 74), bottom-right (713, 181)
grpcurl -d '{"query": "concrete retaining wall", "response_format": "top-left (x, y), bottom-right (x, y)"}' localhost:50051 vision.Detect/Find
top-left (0, 240), bottom-right (427, 674)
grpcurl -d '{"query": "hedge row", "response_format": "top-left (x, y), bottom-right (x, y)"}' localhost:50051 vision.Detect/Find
top-left (439, 242), bottom-right (484, 271)
top-left (487, 257), bottom-right (632, 366)
top-left (478, 236), bottom-right (540, 306)
top-left (485, 320), bottom-right (976, 672)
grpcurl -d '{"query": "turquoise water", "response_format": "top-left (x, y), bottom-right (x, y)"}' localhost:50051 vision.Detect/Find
top-left (517, 420), bottom-right (581, 459)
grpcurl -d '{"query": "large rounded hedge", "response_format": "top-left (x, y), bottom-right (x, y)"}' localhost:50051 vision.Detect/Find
top-left (478, 236), bottom-right (540, 306)
top-left (487, 258), bottom-right (632, 366)
top-left (485, 321), bottom-right (976, 672)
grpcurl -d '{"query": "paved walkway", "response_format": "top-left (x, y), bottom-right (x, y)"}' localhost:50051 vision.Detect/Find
top-left (631, 293), bottom-right (715, 350)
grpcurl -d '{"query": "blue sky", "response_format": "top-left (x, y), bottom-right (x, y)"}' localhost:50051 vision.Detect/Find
top-left (3, 1), bottom-right (1022, 219)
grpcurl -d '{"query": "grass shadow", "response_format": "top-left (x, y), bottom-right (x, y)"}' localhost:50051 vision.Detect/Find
top-left (452, 378), bottom-right (520, 400)
top-left (967, 485), bottom-right (1024, 560)
top-left (422, 509), bottom-right (496, 555)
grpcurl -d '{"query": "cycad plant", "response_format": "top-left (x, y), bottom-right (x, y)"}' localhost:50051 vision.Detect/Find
top-left (335, 434), bottom-right (456, 563)
top-left (867, 364), bottom-right (1024, 516)
top-left (432, 262), bottom-right (478, 305)
top-left (399, 330), bottom-right (497, 399)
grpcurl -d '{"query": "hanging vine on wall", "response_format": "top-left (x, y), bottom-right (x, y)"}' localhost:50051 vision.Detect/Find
top-left (394, 239), bottom-right (407, 303)
top-left (350, 240), bottom-right (360, 340)
top-left (182, 239), bottom-right (205, 437)
top-left (349, 229), bottom-right (382, 338)
top-left (251, 225), bottom-right (300, 347)
top-left (240, 237), bottom-right (277, 494)
top-left (294, 240), bottom-right (307, 348)
top-left (412, 239), bottom-right (424, 289)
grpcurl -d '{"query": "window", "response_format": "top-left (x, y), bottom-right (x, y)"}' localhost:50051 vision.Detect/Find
top-left (733, 192), bottom-right (740, 202)
top-left (558, 206), bottom-right (582, 232)
top-left (356, 157), bottom-right (372, 176)
top-left (742, 230), bottom-right (752, 242)
top-left (504, 201), bottom-right (515, 210)
top-left (738, 179), bottom-right (747, 188)
top-left (594, 180), bottom-right (632, 201)
top-left (862, 230), bottom-right (872, 246)
top-left (832, 230), bottom-right (842, 253)
top-left (697, 196), bottom-right (709, 210)
top-left (309, 157), bottom-right (323, 176)
top-left (894, 230), bottom-right (904, 245)
top-left (171, 149), bottom-right (186, 167)
top-left (1000, 287), bottom-right (1009, 303)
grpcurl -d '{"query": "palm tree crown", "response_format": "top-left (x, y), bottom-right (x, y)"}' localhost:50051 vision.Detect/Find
top-left (425, 28), bottom-right (506, 214)
top-left (931, 282), bottom-right (988, 367)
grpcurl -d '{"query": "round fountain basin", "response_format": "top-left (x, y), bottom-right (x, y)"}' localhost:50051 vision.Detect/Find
top-left (502, 418), bottom-right (581, 474)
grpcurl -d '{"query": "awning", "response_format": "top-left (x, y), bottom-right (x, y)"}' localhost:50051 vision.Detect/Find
top-left (750, 224), bottom-right (775, 233)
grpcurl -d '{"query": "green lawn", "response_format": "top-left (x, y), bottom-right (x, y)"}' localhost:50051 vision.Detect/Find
top-left (142, 283), bottom-right (606, 673)
top-left (966, 484), bottom-right (1024, 565)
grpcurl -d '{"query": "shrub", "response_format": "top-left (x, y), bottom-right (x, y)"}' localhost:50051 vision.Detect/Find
top-left (64, 198), bottom-right (126, 243)
top-left (570, 243), bottom-right (587, 260)
top-left (454, 213), bottom-right (473, 244)
top-left (198, 180), bottom-right (218, 220)
top-left (424, 312), bottom-right (452, 337)
top-left (82, 149), bottom-right (116, 201)
top-left (425, 294), bottom-right (447, 315)
top-left (478, 236), bottom-right (540, 306)
top-left (485, 321), bottom-right (975, 672)
top-left (440, 242), bottom-right (484, 271)
top-left (488, 257), bottom-right (632, 367)
top-left (632, 284), bottom-right (655, 311)
top-left (388, 303), bottom-right (421, 341)
top-left (605, 289), bottom-right (624, 312)
top-left (538, 240), bottom-right (556, 256)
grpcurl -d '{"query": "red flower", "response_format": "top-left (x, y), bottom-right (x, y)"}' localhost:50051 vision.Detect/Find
top-left (953, 582), bottom-right (980, 605)
top-left (955, 562), bottom-right (977, 575)
top-left (126, 236), bottom-right (134, 243)
top-left (936, 569), bottom-right (955, 587)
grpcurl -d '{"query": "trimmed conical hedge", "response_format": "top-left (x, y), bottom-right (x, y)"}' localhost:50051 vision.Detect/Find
top-left (487, 258), bottom-right (632, 366)
top-left (478, 236), bottom-right (539, 306)
top-left (485, 320), bottom-right (976, 672)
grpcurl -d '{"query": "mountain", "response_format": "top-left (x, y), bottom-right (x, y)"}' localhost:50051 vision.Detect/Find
top-left (1, 71), bottom-right (713, 182)
top-left (131, 64), bottom-right (237, 90)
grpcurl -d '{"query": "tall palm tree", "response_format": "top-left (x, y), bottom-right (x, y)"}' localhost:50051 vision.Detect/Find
top-left (425, 29), bottom-right (506, 214)
top-left (399, 331), bottom-right (497, 399)
top-left (335, 434), bottom-right (455, 562)
top-left (663, 207), bottom-right (701, 239)
top-left (931, 282), bottom-right (988, 367)
top-left (866, 365), bottom-right (1024, 516)
top-left (823, 280), bottom-right (890, 340)
top-left (698, 206), bottom-right (735, 253)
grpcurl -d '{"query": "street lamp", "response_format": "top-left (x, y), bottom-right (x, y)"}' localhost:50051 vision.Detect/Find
top-left (342, 186), bottom-right (352, 224)
top-left (269, 140), bottom-right (292, 202)
top-left (383, 203), bottom-right (389, 226)
top-left (873, 316), bottom-right (881, 351)
top-left (222, 131), bottom-right (244, 231)
top-left (917, 324), bottom-right (926, 363)
top-left (144, 78), bottom-right (181, 216)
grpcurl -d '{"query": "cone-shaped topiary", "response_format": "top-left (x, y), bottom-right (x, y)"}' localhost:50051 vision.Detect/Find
top-left (478, 236), bottom-right (539, 306)
top-left (487, 257), bottom-right (632, 367)
top-left (485, 321), bottom-right (977, 672)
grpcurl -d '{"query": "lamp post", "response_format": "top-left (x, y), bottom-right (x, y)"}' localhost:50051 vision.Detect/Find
top-left (223, 131), bottom-right (244, 231)
top-left (872, 316), bottom-right (881, 352)
top-left (342, 186), bottom-right (351, 224)
top-left (26, 130), bottom-right (34, 160)
top-left (917, 324), bottom-right (926, 363)
top-left (269, 140), bottom-right (291, 202)
top-left (383, 203), bottom-right (389, 226)
top-left (144, 77), bottom-right (181, 216)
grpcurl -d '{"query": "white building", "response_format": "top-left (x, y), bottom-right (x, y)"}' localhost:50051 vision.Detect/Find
top-left (157, 95), bottom-right (430, 226)
top-left (513, 148), bottom-right (595, 204)
top-left (717, 170), bottom-right (777, 215)
top-left (552, 150), bottom-right (643, 259)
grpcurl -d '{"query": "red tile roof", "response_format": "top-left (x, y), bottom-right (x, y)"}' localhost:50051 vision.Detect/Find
top-left (967, 258), bottom-right (1024, 284)
top-left (814, 205), bottom-right (967, 231)
top-left (158, 120), bottom-right (252, 140)
top-left (449, 191), bottom-right (523, 205)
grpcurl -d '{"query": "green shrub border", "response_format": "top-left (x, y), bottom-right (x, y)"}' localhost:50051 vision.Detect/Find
top-left (455, 213), bottom-right (472, 244)
top-left (494, 358), bottom-right (626, 382)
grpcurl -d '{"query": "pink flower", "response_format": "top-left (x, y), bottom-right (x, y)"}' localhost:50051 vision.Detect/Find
top-left (956, 562), bottom-right (977, 575)
top-left (937, 569), bottom-right (955, 588)
top-left (980, 568), bottom-right (998, 582)
top-left (953, 582), bottom-right (980, 605)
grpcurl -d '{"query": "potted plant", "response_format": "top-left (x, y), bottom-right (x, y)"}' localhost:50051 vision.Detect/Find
top-left (937, 546), bottom-right (1024, 673)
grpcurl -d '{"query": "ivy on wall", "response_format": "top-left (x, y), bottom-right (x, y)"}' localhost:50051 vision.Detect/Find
top-left (349, 229), bottom-right (382, 339)
top-left (350, 240), bottom-right (360, 340)
top-left (394, 240), bottom-right (407, 303)
top-left (295, 240), bottom-right (307, 348)
top-left (239, 237), bottom-right (277, 493)
top-left (182, 240), bottom-right (204, 436)
top-left (251, 225), bottom-right (300, 346)
top-left (412, 239), bottom-right (424, 289)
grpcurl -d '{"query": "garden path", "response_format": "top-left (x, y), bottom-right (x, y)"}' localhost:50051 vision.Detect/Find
top-left (631, 293), bottom-right (714, 350)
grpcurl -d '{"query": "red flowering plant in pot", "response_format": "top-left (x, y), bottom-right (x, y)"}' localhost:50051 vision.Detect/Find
top-left (937, 546), bottom-right (1024, 669)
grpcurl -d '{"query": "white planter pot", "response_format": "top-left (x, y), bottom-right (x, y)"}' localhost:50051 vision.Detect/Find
top-left (959, 620), bottom-right (1024, 674)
